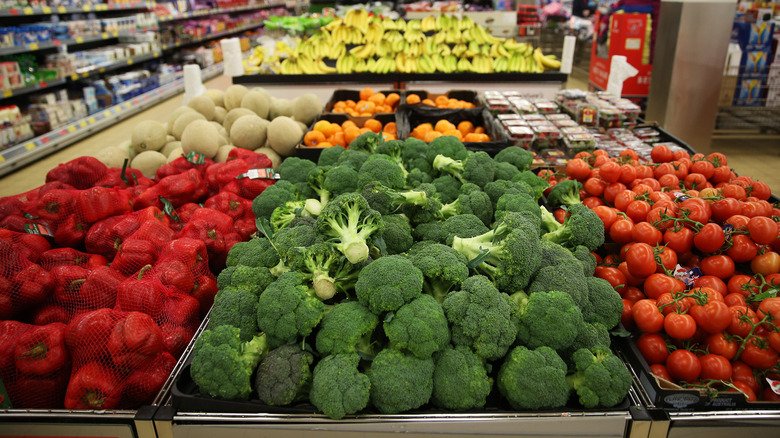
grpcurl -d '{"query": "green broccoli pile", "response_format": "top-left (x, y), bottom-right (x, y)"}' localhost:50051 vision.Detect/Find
top-left (191, 135), bottom-right (630, 418)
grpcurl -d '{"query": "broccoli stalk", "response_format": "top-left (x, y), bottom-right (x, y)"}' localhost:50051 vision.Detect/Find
top-left (432, 152), bottom-right (496, 188)
top-left (361, 181), bottom-right (428, 215)
top-left (307, 166), bottom-right (332, 207)
top-left (288, 243), bottom-right (358, 300)
top-left (547, 179), bottom-right (583, 207)
top-left (433, 154), bottom-right (466, 183)
top-left (566, 347), bottom-right (632, 408)
top-left (316, 193), bottom-right (384, 264)
top-left (270, 200), bottom-right (319, 232)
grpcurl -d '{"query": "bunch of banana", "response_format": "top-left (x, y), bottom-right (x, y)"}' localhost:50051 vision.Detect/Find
top-left (507, 41), bottom-right (533, 57)
top-left (443, 29), bottom-right (462, 44)
top-left (451, 43), bottom-right (467, 57)
top-left (365, 21), bottom-right (384, 44)
top-left (456, 57), bottom-right (473, 73)
top-left (279, 57), bottom-right (300, 74)
top-left (508, 53), bottom-right (531, 72)
top-left (436, 14), bottom-right (452, 30)
top-left (384, 30), bottom-right (404, 44)
top-left (245, 46), bottom-right (265, 66)
top-left (331, 24), bottom-right (364, 45)
top-left (437, 43), bottom-right (451, 56)
top-left (353, 59), bottom-right (368, 73)
top-left (371, 56), bottom-right (396, 74)
top-left (421, 15), bottom-right (438, 32)
top-left (489, 42), bottom-right (510, 58)
top-left (298, 42), bottom-right (318, 61)
top-left (395, 52), bottom-right (417, 73)
top-left (423, 38), bottom-right (437, 56)
top-left (349, 43), bottom-right (376, 59)
top-left (406, 19), bottom-right (421, 31)
top-left (365, 58), bottom-right (377, 73)
top-left (493, 56), bottom-right (510, 73)
top-left (416, 55), bottom-right (436, 74)
top-left (406, 42), bottom-right (426, 58)
top-left (344, 9), bottom-right (369, 34)
top-left (458, 16), bottom-right (475, 31)
top-left (395, 18), bottom-right (407, 32)
top-left (463, 41), bottom-right (481, 58)
top-left (471, 54), bottom-right (494, 73)
top-left (535, 48), bottom-right (562, 70)
top-left (381, 17), bottom-right (397, 31)
top-left (336, 53), bottom-right (358, 73)
top-left (390, 38), bottom-right (405, 53)
top-left (322, 18), bottom-right (342, 32)
top-left (432, 54), bottom-right (455, 73)
top-left (326, 43), bottom-right (346, 60)
top-left (404, 29), bottom-right (426, 44)
top-left (376, 40), bottom-right (392, 57)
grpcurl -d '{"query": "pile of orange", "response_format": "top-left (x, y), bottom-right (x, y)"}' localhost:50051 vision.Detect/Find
top-left (410, 119), bottom-right (491, 143)
top-left (303, 118), bottom-right (398, 148)
top-left (331, 87), bottom-right (401, 117)
top-left (406, 94), bottom-right (477, 109)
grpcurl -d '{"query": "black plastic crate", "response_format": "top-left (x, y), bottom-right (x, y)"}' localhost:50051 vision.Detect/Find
top-left (402, 90), bottom-right (481, 107)
top-left (295, 112), bottom-right (398, 162)
top-left (323, 89), bottom-right (404, 115)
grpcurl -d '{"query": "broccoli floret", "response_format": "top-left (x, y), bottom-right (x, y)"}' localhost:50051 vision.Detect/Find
top-left (573, 245), bottom-right (597, 277)
top-left (495, 193), bottom-right (540, 224)
top-left (527, 263), bottom-right (589, 309)
top-left (279, 157), bottom-right (317, 198)
top-left (407, 242), bottom-right (470, 304)
top-left (380, 214), bottom-right (414, 255)
top-left (375, 140), bottom-right (410, 177)
top-left (190, 325), bottom-right (268, 400)
top-left (451, 212), bottom-right (541, 293)
top-left (367, 348), bottom-right (434, 414)
top-left (425, 135), bottom-right (469, 163)
top-left (402, 136), bottom-right (428, 160)
top-left (439, 192), bottom-right (494, 227)
top-left (323, 164), bottom-right (359, 197)
top-left (483, 180), bottom-right (534, 209)
top-left (440, 214), bottom-right (490, 246)
top-left (497, 346), bottom-right (570, 410)
top-left (547, 179), bottom-right (583, 208)
top-left (431, 345), bottom-right (491, 411)
top-left (566, 347), bottom-right (632, 408)
top-left (217, 265), bottom-right (275, 298)
top-left (406, 168), bottom-right (433, 188)
top-left (287, 242), bottom-right (358, 300)
top-left (356, 158), bottom-right (406, 191)
top-left (361, 181), bottom-right (428, 215)
top-left (512, 290), bottom-right (584, 351)
top-left (494, 146), bottom-right (533, 172)
top-left (316, 193), bottom-right (384, 264)
top-left (273, 222), bottom-right (321, 260)
top-left (225, 237), bottom-right (280, 269)
top-left (254, 344), bottom-right (314, 406)
top-left (431, 175), bottom-right (462, 204)
top-left (307, 166), bottom-right (332, 207)
top-left (494, 161), bottom-right (521, 181)
top-left (582, 277), bottom-right (623, 329)
top-left (318, 145), bottom-right (346, 167)
top-left (541, 204), bottom-right (605, 252)
top-left (432, 152), bottom-right (496, 189)
top-left (512, 171), bottom-right (549, 202)
top-left (270, 200), bottom-right (319, 232)
top-left (442, 275), bottom-right (518, 361)
top-left (315, 301), bottom-right (379, 356)
top-left (349, 131), bottom-right (383, 154)
top-left (289, 216), bottom-right (317, 228)
top-left (256, 272), bottom-right (326, 345)
top-left (337, 149), bottom-right (371, 170)
top-left (413, 221), bottom-right (445, 243)
top-left (252, 180), bottom-right (298, 221)
top-left (399, 182), bottom-right (443, 226)
top-left (384, 294), bottom-right (450, 359)
top-left (310, 353), bottom-right (370, 419)
top-left (208, 287), bottom-right (260, 342)
top-left (537, 239), bottom-right (579, 271)
top-left (355, 255), bottom-right (423, 314)
top-left (561, 322), bottom-right (611, 364)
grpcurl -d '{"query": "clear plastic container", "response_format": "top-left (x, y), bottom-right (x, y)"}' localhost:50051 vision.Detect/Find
top-left (496, 113), bottom-right (522, 121)
top-left (576, 102), bottom-right (599, 127)
top-left (507, 126), bottom-right (535, 149)
top-left (553, 119), bottom-right (578, 128)
top-left (564, 132), bottom-right (597, 153)
top-left (486, 98), bottom-right (511, 113)
top-left (533, 102), bottom-right (558, 114)
top-left (503, 119), bottom-right (529, 127)
top-left (531, 124), bottom-right (561, 148)
top-left (599, 107), bottom-right (623, 129)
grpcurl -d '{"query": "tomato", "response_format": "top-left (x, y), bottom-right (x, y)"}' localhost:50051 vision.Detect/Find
top-left (623, 286), bottom-right (646, 303)
top-left (652, 198), bottom-right (676, 211)
top-left (728, 305), bottom-right (759, 337)
top-left (741, 337), bottom-right (779, 369)
top-left (767, 331), bottom-right (780, 354)
top-left (597, 267), bottom-right (627, 292)
top-left (620, 149), bottom-right (639, 162)
top-left (584, 177), bottom-right (607, 197)
top-left (725, 214), bottom-right (750, 232)
top-left (757, 297), bottom-right (780, 323)
top-left (651, 145), bottom-right (674, 163)
top-left (632, 222), bottom-right (663, 246)
top-left (614, 190), bottom-right (637, 212)
top-left (693, 223), bottom-right (725, 253)
top-left (706, 333), bottom-right (738, 360)
top-left (727, 234), bottom-right (759, 263)
top-left (592, 205), bottom-right (618, 232)
top-left (741, 201), bottom-right (764, 218)
top-left (638, 333), bottom-right (670, 364)
top-left (731, 361), bottom-right (760, 392)
top-left (673, 150), bottom-right (691, 161)
top-left (728, 274), bottom-right (759, 299)
top-left (672, 161), bottom-right (690, 180)
top-left (632, 299), bottom-right (665, 333)
top-left (654, 162), bottom-right (676, 180)
top-left (599, 161), bottom-right (622, 184)
top-left (646, 208), bottom-right (673, 232)
top-left (626, 243), bottom-right (656, 278)
top-left (750, 181), bottom-right (772, 201)
top-left (707, 152), bottom-right (728, 166)
top-left (700, 255), bottom-right (736, 279)
top-left (664, 227), bottom-right (694, 254)
top-left (711, 198), bottom-right (742, 223)
top-left (658, 173), bottom-right (680, 191)
top-left (748, 217), bottom-right (779, 245)
top-left (603, 182), bottom-right (627, 205)
top-left (762, 387), bottom-right (780, 402)
top-left (619, 261), bottom-right (646, 287)
top-left (645, 272), bottom-right (686, 299)
top-left (690, 160), bottom-right (715, 180)
top-left (583, 196), bottom-right (605, 209)
top-left (626, 200), bottom-right (652, 223)
top-left (666, 349), bottom-right (701, 382)
top-left (724, 293), bottom-right (747, 307)
top-left (655, 247), bottom-right (678, 274)
top-left (731, 381), bottom-right (758, 402)
top-left (689, 300), bottom-right (731, 334)
top-left (693, 286), bottom-right (725, 303)
top-left (722, 184), bottom-right (747, 201)
top-left (619, 165), bottom-right (638, 185)
top-left (609, 219), bottom-right (635, 245)
top-left (621, 299), bottom-right (635, 329)
top-left (684, 173), bottom-right (708, 190)
top-left (699, 354), bottom-right (732, 381)
top-left (554, 208), bottom-right (569, 224)
top-left (679, 198), bottom-right (712, 225)
top-left (650, 364), bottom-right (672, 381)
top-left (566, 158), bottom-right (591, 181)
top-left (711, 165), bottom-right (733, 184)
top-left (699, 187), bottom-right (720, 199)
top-left (665, 313), bottom-right (697, 340)
top-left (751, 252), bottom-right (780, 276)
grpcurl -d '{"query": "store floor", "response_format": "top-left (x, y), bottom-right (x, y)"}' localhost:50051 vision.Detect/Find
top-left (1, 73), bottom-right (778, 198)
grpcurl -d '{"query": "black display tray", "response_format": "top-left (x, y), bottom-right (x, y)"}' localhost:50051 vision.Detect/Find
top-left (402, 90), bottom-right (481, 107)
top-left (295, 113), bottom-right (398, 162)
top-left (322, 89), bottom-right (405, 114)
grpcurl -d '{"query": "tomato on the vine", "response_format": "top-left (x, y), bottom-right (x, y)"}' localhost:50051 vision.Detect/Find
top-left (724, 293), bottom-right (747, 307)
top-left (728, 305), bottom-right (759, 338)
top-left (626, 243), bottom-right (657, 278)
top-left (689, 300), bottom-right (731, 334)
top-left (693, 222), bottom-right (725, 253)
top-left (726, 234), bottom-right (759, 263)
top-left (632, 299), bottom-right (664, 333)
top-left (679, 198), bottom-right (712, 225)
top-left (722, 184), bottom-right (747, 201)
top-left (692, 275), bottom-right (728, 296)
top-left (651, 145), bottom-right (674, 163)
top-left (626, 200), bottom-right (652, 223)
top-left (666, 349), bottom-right (701, 382)
top-left (728, 274), bottom-right (759, 297)
top-left (706, 332), bottom-right (738, 360)
top-left (691, 160), bottom-right (715, 180)
top-left (751, 252), bottom-right (780, 276)
top-left (599, 161), bottom-right (621, 184)
top-left (699, 354), bottom-right (732, 381)
top-left (566, 159), bottom-right (591, 181)
top-left (700, 255), bottom-right (736, 279)
top-left (610, 219), bottom-right (635, 245)
top-left (741, 337), bottom-right (779, 370)
top-left (711, 198), bottom-right (742, 223)
top-left (591, 205), bottom-right (618, 231)
top-left (632, 222), bottom-right (663, 246)
top-left (603, 182), bottom-right (627, 205)
top-left (650, 364), bottom-right (672, 381)
top-left (731, 381), bottom-right (758, 402)
top-left (619, 165), bottom-right (638, 185)
top-left (664, 313), bottom-right (697, 340)
top-left (750, 181), bottom-right (772, 201)
top-left (664, 227), bottom-right (694, 254)
top-left (597, 266), bottom-right (627, 293)
top-left (655, 247), bottom-right (678, 274)
top-left (748, 216), bottom-right (779, 245)
top-left (584, 177), bottom-right (607, 197)
top-left (638, 333), bottom-right (670, 364)
top-left (731, 361), bottom-right (760, 392)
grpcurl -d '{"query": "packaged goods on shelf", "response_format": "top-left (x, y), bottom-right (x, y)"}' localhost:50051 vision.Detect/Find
top-left (0, 104), bottom-right (34, 150)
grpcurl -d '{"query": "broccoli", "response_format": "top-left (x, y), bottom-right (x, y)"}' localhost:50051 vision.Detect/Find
top-left (413, 221), bottom-right (445, 243)
top-left (254, 344), bottom-right (314, 406)
top-left (494, 146), bottom-right (533, 172)
top-left (270, 200), bottom-right (318, 232)
top-left (573, 245), bottom-right (597, 277)
top-left (190, 325), bottom-right (268, 400)
top-left (323, 164), bottom-right (359, 197)
top-left (547, 179), bottom-right (583, 208)
top-left (581, 277), bottom-right (623, 329)
top-left (384, 294), bottom-right (450, 359)
top-left (256, 272), bottom-right (326, 346)
top-left (208, 287), bottom-right (260, 342)
top-left (355, 255), bottom-right (424, 314)
top-left (431, 175), bottom-right (462, 204)
top-left (272, 222), bottom-right (321, 260)
top-left (494, 193), bottom-right (540, 224)
top-left (375, 139), bottom-right (410, 177)
top-left (356, 157), bottom-right (406, 191)
top-left (367, 348), bottom-right (434, 414)
top-left (349, 131), bottom-right (383, 154)
top-left (225, 237), bottom-right (280, 269)
top-left (432, 152), bottom-right (496, 189)
top-left (459, 182), bottom-right (482, 195)
top-left (451, 212), bottom-right (541, 293)
top-left (400, 183), bottom-right (443, 226)
top-left (483, 180), bottom-right (534, 209)
top-left (439, 192), bottom-right (494, 227)
top-left (287, 242), bottom-right (358, 300)
top-left (361, 181), bottom-right (428, 215)
top-left (494, 161), bottom-right (521, 181)
top-left (541, 204), bottom-right (605, 252)
top-left (290, 216), bottom-right (317, 228)
top-left (337, 149), bottom-right (371, 170)
top-left (537, 239), bottom-right (580, 271)
top-left (440, 214), bottom-right (490, 246)
top-left (309, 353), bottom-right (370, 419)
top-left (512, 290), bottom-right (584, 351)
top-left (425, 135), bottom-right (469, 164)
top-left (279, 157), bottom-right (317, 199)
top-left (406, 168), bottom-right (433, 188)
top-left (380, 214), bottom-right (414, 255)
top-left (217, 265), bottom-right (275, 297)
top-left (512, 171), bottom-right (549, 202)
top-left (407, 242), bottom-right (470, 304)
top-left (442, 275), bottom-right (518, 361)
top-left (307, 165), bottom-right (331, 207)
top-left (316, 193), bottom-right (384, 264)
top-left (252, 180), bottom-right (298, 222)
top-left (402, 137), bottom-right (428, 161)
top-left (497, 346), bottom-right (570, 410)
top-left (561, 321), bottom-right (611, 364)
top-left (315, 301), bottom-right (379, 356)
top-left (431, 345), bottom-right (491, 411)
top-left (527, 263), bottom-right (589, 309)
top-left (318, 145), bottom-right (346, 167)
top-left (566, 347), bottom-right (632, 408)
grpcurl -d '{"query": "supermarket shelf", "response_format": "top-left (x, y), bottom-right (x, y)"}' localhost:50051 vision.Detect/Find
top-left (233, 72), bottom-right (569, 85)
top-left (0, 32), bottom-right (120, 56)
top-left (161, 22), bottom-right (263, 51)
top-left (1, 78), bottom-right (67, 100)
top-left (156, 2), bottom-right (286, 22)
top-left (0, 62), bottom-right (224, 178)
top-left (0, 1), bottom-right (153, 17)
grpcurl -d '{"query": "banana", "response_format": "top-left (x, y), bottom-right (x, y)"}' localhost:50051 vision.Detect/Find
top-left (457, 57), bottom-right (472, 72)
top-left (421, 15), bottom-right (437, 32)
top-left (317, 58), bottom-right (337, 74)
top-left (366, 58), bottom-right (377, 73)
top-left (323, 18), bottom-right (342, 31)
top-left (533, 48), bottom-right (545, 72)
top-left (353, 59), bottom-right (367, 73)
top-left (407, 19), bottom-right (421, 31)
top-left (540, 53), bottom-right (562, 70)
top-left (432, 54), bottom-right (445, 73)
top-left (433, 31), bottom-right (445, 45)
top-left (382, 17), bottom-right (395, 31)
top-left (396, 18), bottom-right (406, 32)
top-left (395, 53), bottom-right (406, 73)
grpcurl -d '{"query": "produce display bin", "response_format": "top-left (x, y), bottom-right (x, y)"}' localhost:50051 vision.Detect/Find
top-left (323, 89), bottom-right (405, 114)
top-left (294, 113), bottom-right (398, 161)
top-left (402, 90), bottom-right (481, 107)
top-left (0, 407), bottom-right (158, 438)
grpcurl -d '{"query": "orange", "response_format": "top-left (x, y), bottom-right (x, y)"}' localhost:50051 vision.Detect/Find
top-left (422, 98), bottom-right (435, 106)
top-left (342, 120), bottom-right (357, 130)
top-left (406, 94), bottom-right (421, 104)
top-left (368, 93), bottom-right (386, 106)
top-left (385, 93), bottom-right (400, 107)
top-left (434, 119), bottom-right (456, 133)
top-left (381, 132), bottom-right (397, 141)
top-left (359, 87), bottom-right (375, 101)
top-left (424, 131), bottom-right (442, 142)
top-left (457, 121), bottom-right (474, 137)
top-left (474, 126), bottom-right (485, 134)
top-left (345, 126), bottom-right (361, 145)
top-left (333, 101), bottom-right (346, 111)
top-left (304, 130), bottom-right (326, 147)
top-left (464, 133), bottom-right (490, 142)
top-left (359, 127), bottom-right (372, 134)
top-left (317, 142), bottom-right (333, 148)
top-left (383, 122), bottom-right (397, 135)
top-left (435, 95), bottom-right (449, 106)
top-left (313, 120), bottom-right (334, 137)
top-left (344, 99), bottom-right (357, 108)
top-left (346, 109), bottom-right (359, 117)
top-left (364, 118), bottom-right (383, 133)
top-left (412, 122), bottom-right (433, 138)
top-left (381, 105), bottom-right (393, 113)
top-left (330, 122), bottom-right (343, 133)
top-left (442, 129), bottom-right (463, 140)
top-left (332, 131), bottom-right (346, 147)
top-left (355, 100), bottom-right (376, 114)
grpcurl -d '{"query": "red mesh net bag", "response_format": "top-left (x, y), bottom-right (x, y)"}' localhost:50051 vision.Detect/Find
top-left (85, 207), bottom-right (170, 260)
top-left (204, 149), bottom-right (275, 200)
top-left (203, 192), bottom-right (257, 241)
top-left (39, 248), bottom-right (109, 271)
top-left (95, 166), bottom-right (155, 190)
top-left (154, 155), bottom-right (215, 182)
top-left (0, 229), bottom-right (51, 264)
top-left (0, 238), bottom-right (52, 321)
top-left (0, 321), bottom-right (71, 408)
top-left (45, 156), bottom-right (109, 190)
top-left (132, 168), bottom-right (209, 211)
top-left (45, 265), bottom-right (125, 321)
top-left (176, 207), bottom-right (242, 272)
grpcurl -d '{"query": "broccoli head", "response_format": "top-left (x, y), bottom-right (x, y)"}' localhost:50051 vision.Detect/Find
top-left (512, 171), bottom-right (549, 202)
top-left (573, 245), bottom-right (597, 277)
top-left (355, 255), bottom-right (424, 315)
top-left (494, 161), bottom-right (521, 181)
top-left (541, 204), bottom-right (605, 252)
top-left (497, 345), bottom-right (570, 410)
top-left (440, 214), bottom-right (490, 246)
top-left (483, 180), bottom-right (534, 209)
top-left (225, 237), bottom-right (280, 269)
top-left (513, 290), bottom-right (584, 352)
top-left (442, 275), bottom-right (518, 361)
top-left (208, 286), bottom-right (260, 341)
top-left (323, 164), bottom-right (359, 197)
top-left (217, 265), bottom-right (275, 297)
top-left (190, 325), bottom-right (268, 400)
top-left (494, 146), bottom-right (533, 172)
top-left (272, 221), bottom-right (321, 260)
top-left (318, 145), bottom-right (346, 167)
top-left (316, 301), bottom-right (379, 356)
top-left (279, 157), bottom-right (317, 198)
top-left (384, 294), bottom-right (450, 359)
top-left (582, 277), bottom-right (623, 329)
top-left (399, 182), bottom-right (443, 226)
top-left (527, 263), bottom-right (589, 309)
top-left (432, 152), bottom-right (496, 189)
top-left (287, 242), bottom-right (358, 300)
top-left (316, 193), bottom-right (384, 264)
top-left (431, 175), bottom-right (462, 204)
top-left (425, 135), bottom-right (469, 164)
top-left (495, 193), bottom-right (540, 224)
top-left (349, 131), bottom-right (383, 154)
top-left (310, 353), bottom-right (370, 419)
top-left (438, 192), bottom-right (494, 227)
top-left (367, 348), bottom-right (434, 414)
top-left (337, 149), bottom-right (371, 170)
top-left (561, 321), bottom-right (611, 365)
top-left (256, 272), bottom-right (326, 345)
top-left (407, 242), bottom-right (470, 304)
top-left (252, 180), bottom-right (298, 221)
top-left (406, 168), bottom-right (433, 188)
top-left (431, 345), bottom-right (491, 411)
top-left (537, 239), bottom-right (579, 271)
top-left (254, 344), bottom-right (314, 406)
top-left (413, 221), bottom-right (445, 244)
top-left (547, 179), bottom-right (583, 208)
top-left (361, 181), bottom-right (428, 216)
top-left (566, 347), bottom-right (631, 408)
top-left (357, 157), bottom-right (406, 190)
top-left (380, 214), bottom-right (414, 255)
top-left (270, 200), bottom-right (318, 232)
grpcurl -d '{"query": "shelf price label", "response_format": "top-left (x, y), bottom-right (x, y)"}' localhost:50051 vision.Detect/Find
top-left (23, 7), bottom-right (33, 14)
top-left (127, 58), bottom-right (133, 65)
top-left (0, 155), bottom-right (4, 163)
top-left (58, 6), bottom-right (66, 13)
top-left (67, 126), bottom-right (76, 133)
top-left (42, 6), bottom-right (51, 14)
top-left (28, 43), bottom-right (38, 50)
top-left (83, 5), bottom-right (91, 11)
top-left (124, 102), bottom-right (132, 108)
top-left (103, 110), bottom-right (112, 118)
top-left (24, 143), bottom-right (35, 151)
top-left (75, 36), bottom-right (84, 43)
top-left (87, 117), bottom-right (96, 124)
top-left (79, 121), bottom-right (87, 128)
top-left (2, 90), bottom-right (12, 98)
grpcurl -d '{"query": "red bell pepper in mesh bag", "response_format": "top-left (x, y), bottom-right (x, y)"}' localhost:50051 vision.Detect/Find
top-left (51, 264), bottom-right (91, 310)
top-left (175, 202), bottom-right (201, 224)
top-left (10, 372), bottom-right (70, 408)
top-left (161, 292), bottom-right (200, 328)
top-left (203, 191), bottom-right (252, 221)
top-left (111, 239), bottom-right (158, 277)
top-left (85, 207), bottom-right (170, 260)
top-left (31, 304), bottom-right (70, 325)
top-left (45, 157), bottom-right (109, 190)
top-left (157, 238), bottom-right (218, 312)
top-left (65, 308), bottom-right (116, 363)
top-left (75, 186), bottom-right (134, 224)
top-left (107, 311), bottom-right (164, 369)
top-left (94, 166), bottom-right (154, 190)
top-left (123, 351), bottom-right (177, 406)
top-left (133, 169), bottom-right (209, 210)
top-left (0, 320), bottom-right (27, 374)
top-left (13, 263), bottom-right (54, 309)
top-left (14, 322), bottom-right (69, 376)
top-left (115, 265), bottom-right (167, 319)
top-left (159, 323), bottom-right (196, 359)
top-left (39, 248), bottom-right (109, 271)
top-left (205, 150), bottom-right (275, 200)
top-left (0, 229), bottom-right (51, 264)
top-left (155, 155), bottom-right (215, 182)
top-left (64, 362), bottom-right (122, 410)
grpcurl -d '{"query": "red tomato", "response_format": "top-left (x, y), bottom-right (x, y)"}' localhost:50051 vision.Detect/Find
top-left (693, 223), bottom-right (725, 253)
top-left (741, 337), bottom-right (779, 370)
top-left (619, 165), bottom-right (638, 185)
top-left (699, 354), bottom-right (732, 381)
top-left (762, 387), bottom-right (780, 402)
top-left (707, 152), bottom-right (728, 166)
top-left (584, 177), bottom-right (607, 197)
top-left (692, 275), bottom-right (728, 296)
top-left (664, 227), bottom-right (694, 254)
top-left (583, 196), bottom-right (605, 209)
top-left (673, 150), bottom-right (691, 161)
top-left (748, 217), bottom-right (779, 245)
top-left (689, 300), bottom-right (731, 334)
top-left (728, 274), bottom-right (759, 298)
top-left (727, 234), bottom-right (759, 263)
top-left (626, 200), bottom-right (652, 223)
top-left (610, 219), bottom-right (635, 245)
top-left (767, 331), bottom-right (780, 354)
top-left (619, 261), bottom-right (646, 287)
top-left (646, 208), bottom-right (675, 232)
top-left (690, 160), bottom-right (715, 180)
top-left (651, 145), bottom-right (674, 163)
top-left (597, 267), bottom-right (627, 293)
top-left (731, 381), bottom-right (758, 402)
top-left (711, 198), bottom-right (742, 223)
top-left (599, 161), bottom-right (622, 184)
top-left (725, 214), bottom-right (750, 232)
top-left (638, 333), bottom-right (670, 364)
top-left (614, 190), bottom-right (637, 212)
top-left (758, 297), bottom-right (780, 323)
top-left (700, 255), bottom-right (736, 279)
top-left (621, 299), bottom-right (635, 329)
top-left (603, 182), bottom-right (627, 205)
top-left (679, 198), bottom-right (712, 225)
top-left (706, 333), bottom-right (738, 360)
top-left (632, 222), bottom-right (663, 246)
top-left (592, 205), bottom-right (618, 232)
top-left (724, 293), bottom-right (747, 307)
top-left (732, 361), bottom-right (760, 392)
top-left (620, 149), bottom-right (639, 162)
top-left (711, 165), bottom-right (733, 184)
top-left (553, 208), bottom-right (569, 224)
top-left (658, 173), bottom-right (680, 190)
top-left (722, 184), bottom-right (747, 201)
top-left (566, 159), bottom-right (591, 181)
top-left (665, 313), bottom-right (697, 340)
top-left (666, 349), bottom-right (701, 382)
top-left (728, 306), bottom-right (759, 337)
top-left (632, 299), bottom-right (664, 333)
top-left (654, 162), bottom-right (676, 180)
top-left (684, 173), bottom-right (708, 190)
top-left (750, 181), bottom-right (772, 201)
top-left (751, 252), bottom-right (780, 276)
top-left (626, 243), bottom-right (657, 278)
top-left (622, 286), bottom-right (646, 302)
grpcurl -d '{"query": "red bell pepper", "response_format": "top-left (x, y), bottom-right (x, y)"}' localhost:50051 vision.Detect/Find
top-left (233, 216), bottom-right (258, 241)
top-left (111, 239), bottom-right (157, 276)
top-left (45, 157), bottom-right (108, 190)
top-left (162, 292), bottom-right (200, 327)
top-left (155, 259), bottom-right (195, 294)
top-left (224, 174), bottom-right (275, 201)
top-left (124, 351), bottom-right (177, 405)
top-left (14, 322), bottom-right (69, 375)
top-left (52, 214), bottom-right (89, 248)
top-left (178, 219), bottom-right (226, 271)
top-left (107, 311), bottom-right (163, 368)
top-left (205, 159), bottom-right (249, 192)
top-left (159, 238), bottom-right (208, 272)
top-left (31, 304), bottom-right (70, 325)
top-left (0, 229), bottom-right (51, 264)
top-left (130, 219), bottom-right (176, 251)
top-left (64, 362), bottom-right (122, 409)
top-left (0, 237), bottom-right (26, 275)
top-left (115, 266), bottom-right (166, 319)
top-left (77, 186), bottom-right (133, 223)
top-left (51, 265), bottom-right (90, 306)
top-left (203, 192), bottom-right (251, 220)
top-left (39, 248), bottom-right (108, 271)
top-left (191, 274), bottom-right (218, 317)
top-left (10, 372), bottom-right (70, 408)
top-left (78, 266), bottom-right (124, 311)
top-left (175, 203), bottom-right (201, 224)
top-left (228, 148), bottom-right (272, 168)
top-left (35, 189), bottom-right (77, 221)
top-left (65, 308), bottom-right (116, 362)
top-left (0, 214), bottom-right (37, 233)
top-left (0, 194), bottom-right (24, 219)
top-left (95, 167), bottom-right (154, 190)
top-left (36, 180), bottom-right (77, 197)
top-left (12, 263), bottom-right (54, 307)
top-left (189, 208), bottom-right (234, 235)
top-left (134, 169), bottom-right (208, 210)
top-left (0, 320), bottom-right (27, 373)
top-left (160, 323), bottom-right (194, 358)
top-left (0, 282), bottom-right (14, 320)
top-left (84, 215), bottom-right (126, 259)
top-left (155, 156), bottom-right (214, 182)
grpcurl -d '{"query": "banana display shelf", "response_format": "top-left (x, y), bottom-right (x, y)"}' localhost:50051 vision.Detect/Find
top-left (231, 70), bottom-right (568, 85)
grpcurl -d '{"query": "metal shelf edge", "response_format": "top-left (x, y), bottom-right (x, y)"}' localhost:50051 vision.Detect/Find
top-left (161, 22), bottom-right (263, 51)
top-left (0, 1), bottom-right (153, 17)
top-left (157, 2), bottom-right (287, 23)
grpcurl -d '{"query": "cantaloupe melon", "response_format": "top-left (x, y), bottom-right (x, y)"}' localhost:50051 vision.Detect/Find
top-left (132, 150), bottom-right (167, 178)
top-left (292, 94), bottom-right (322, 125)
top-left (230, 115), bottom-right (269, 150)
top-left (254, 146), bottom-right (282, 170)
top-left (166, 147), bottom-right (184, 163)
top-left (214, 107), bottom-right (227, 124)
top-left (269, 97), bottom-right (293, 119)
top-left (224, 85), bottom-right (248, 111)
top-left (160, 141), bottom-right (181, 157)
top-left (205, 89), bottom-right (225, 108)
top-left (214, 144), bottom-right (236, 163)
top-left (167, 106), bottom-right (196, 134)
top-left (267, 116), bottom-right (303, 157)
top-left (172, 112), bottom-right (207, 140)
top-left (181, 120), bottom-right (221, 159)
top-left (223, 108), bottom-right (254, 133)
top-left (131, 120), bottom-right (167, 153)
top-left (241, 89), bottom-right (271, 119)
top-left (94, 146), bottom-right (129, 168)
top-left (188, 95), bottom-right (216, 121)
